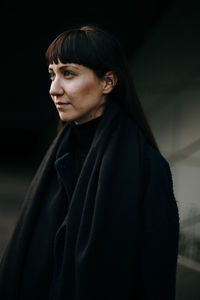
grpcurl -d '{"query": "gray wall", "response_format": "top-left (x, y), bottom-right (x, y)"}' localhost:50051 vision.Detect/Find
top-left (131, 1), bottom-right (200, 298)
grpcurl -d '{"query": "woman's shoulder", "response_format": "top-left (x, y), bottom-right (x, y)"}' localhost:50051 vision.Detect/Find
top-left (144, 142), bottom-right (170, 170)
top-left (142, 141), bottom-right (180, 232)
top-left (143, 141), bottom-right (176, 201)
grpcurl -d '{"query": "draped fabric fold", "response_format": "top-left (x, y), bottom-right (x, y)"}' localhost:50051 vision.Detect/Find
top-left (0, 101), bottom-right (179, 300)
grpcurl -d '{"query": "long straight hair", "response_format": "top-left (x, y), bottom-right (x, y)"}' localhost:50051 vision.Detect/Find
top-left (45, 24), bottom-right (160, 152)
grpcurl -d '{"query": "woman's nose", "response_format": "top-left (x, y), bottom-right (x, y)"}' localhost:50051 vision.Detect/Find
top-left (49, 78), bottom-right (64, 96)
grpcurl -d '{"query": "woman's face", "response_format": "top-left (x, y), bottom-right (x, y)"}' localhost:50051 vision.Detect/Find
top-left (48, 61), bottom-right (107, 125)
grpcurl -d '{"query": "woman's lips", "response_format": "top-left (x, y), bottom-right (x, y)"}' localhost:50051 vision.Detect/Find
top-left (55, 102), bottom-right (71, 109)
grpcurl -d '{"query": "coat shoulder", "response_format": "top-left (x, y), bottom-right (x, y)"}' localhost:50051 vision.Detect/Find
top-left (143, 142), bottom-right (177, 206)
top-left (144, 142), bottom-right (169, 171)
top-left (144, 142), bottom-right (172, 182)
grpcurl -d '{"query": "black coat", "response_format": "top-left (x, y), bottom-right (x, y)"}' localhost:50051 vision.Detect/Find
top-left (0, 101), bottom-right (179, 300)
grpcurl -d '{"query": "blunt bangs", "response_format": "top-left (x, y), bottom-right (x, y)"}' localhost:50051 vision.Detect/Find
top-left (45, 28), bottom-right (108, 75)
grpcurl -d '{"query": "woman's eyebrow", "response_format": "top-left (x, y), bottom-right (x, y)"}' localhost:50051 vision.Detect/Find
top-left (63, 64), bottom-right (80, 70)
top-left (48, 64), bottom-right (80, 72)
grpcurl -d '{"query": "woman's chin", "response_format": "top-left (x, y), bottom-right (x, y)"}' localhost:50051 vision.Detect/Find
top-left (58, 112), bottom-right (74, 122)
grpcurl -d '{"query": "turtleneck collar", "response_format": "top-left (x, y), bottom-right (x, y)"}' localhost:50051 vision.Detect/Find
top-left (70, 115), bottom-right (103, 152)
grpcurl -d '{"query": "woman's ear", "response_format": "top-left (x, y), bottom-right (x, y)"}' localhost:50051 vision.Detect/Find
top-left (102, 71), bottom-right (118, 94)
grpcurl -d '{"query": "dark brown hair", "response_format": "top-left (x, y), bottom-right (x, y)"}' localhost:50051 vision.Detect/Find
top-left (45, 24), bottom-right (160, 151)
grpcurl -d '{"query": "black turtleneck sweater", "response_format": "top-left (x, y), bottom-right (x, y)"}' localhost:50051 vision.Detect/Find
top-left (70, 115), bottom-right (102, 184)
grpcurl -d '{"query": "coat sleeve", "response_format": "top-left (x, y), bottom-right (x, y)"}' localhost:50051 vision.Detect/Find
top-left (140, 144), bottom-right (180, 300)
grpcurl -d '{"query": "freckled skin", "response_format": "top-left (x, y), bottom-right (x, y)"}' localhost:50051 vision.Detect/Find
top-left (49, 61), bottom-right (108, 125)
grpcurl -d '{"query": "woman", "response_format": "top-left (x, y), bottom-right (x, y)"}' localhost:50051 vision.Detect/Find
top-left (0, 25), bottom-right (179, 300)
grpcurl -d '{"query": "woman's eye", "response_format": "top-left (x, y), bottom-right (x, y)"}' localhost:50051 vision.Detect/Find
top-left (63, 70), bottom-right (74, 77)
top-left (48, 69), bottom-right (74, 81)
